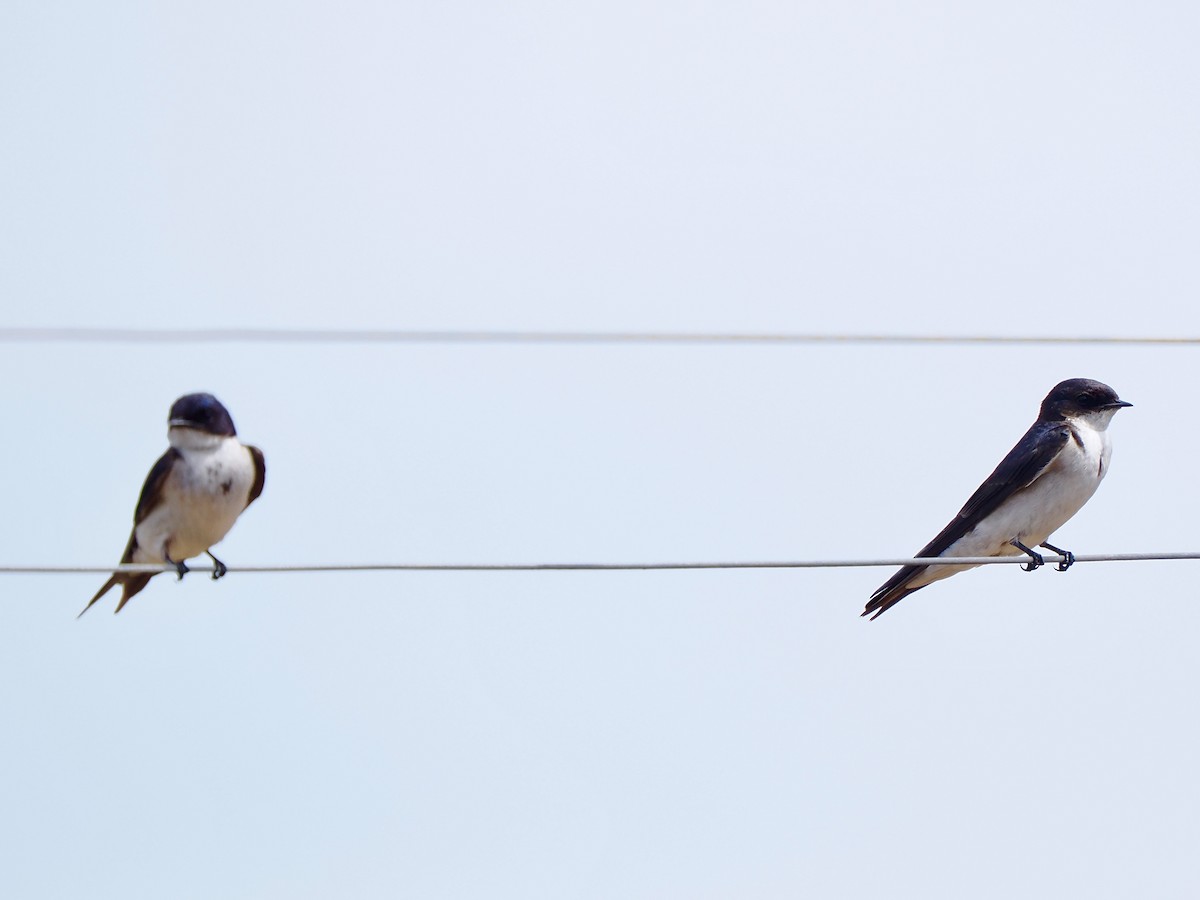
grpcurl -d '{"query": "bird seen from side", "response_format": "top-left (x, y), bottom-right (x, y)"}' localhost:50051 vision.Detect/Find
top-left (863, 378), bottom-right (1131, 620)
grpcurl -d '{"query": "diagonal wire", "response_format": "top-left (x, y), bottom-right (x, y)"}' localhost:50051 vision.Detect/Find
top-left (0, 327), bottom-right (1198, 346)
top-left (2, 552), bottom-right (1199, 575)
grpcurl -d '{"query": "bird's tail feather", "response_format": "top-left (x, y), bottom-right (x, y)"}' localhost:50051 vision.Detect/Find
top-left (78, 576), bottom-right (119, 618)
top-left (861, 585), bottom-right (922, 620)
top-left (113, 575), bottom-right (153, 613)
top-left (862, 565), bottom-right (929, 620)
top-left (77, 573), bottom-right (154, 618)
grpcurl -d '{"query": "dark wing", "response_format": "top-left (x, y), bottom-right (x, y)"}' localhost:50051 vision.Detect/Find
top-left (245, 445), bottom-right (266, 507)
top-left (917, 420), bottom-right (1072, 556)
top-left (78, 449), bottom-right (180, 618)
top-left (863, 421), bottom-right (1071, 619)
top-left (133, 447), bottom-right (181, 524)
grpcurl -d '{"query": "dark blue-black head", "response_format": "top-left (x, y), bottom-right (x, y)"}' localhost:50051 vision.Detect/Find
top-left (167, 393), bottom-right (237, 437)
top-left (1039, 378), bottom-right (1131, 421)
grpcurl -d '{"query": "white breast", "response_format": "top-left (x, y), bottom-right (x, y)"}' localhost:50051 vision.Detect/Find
top-left (132, 436), bottom-right (258, 564)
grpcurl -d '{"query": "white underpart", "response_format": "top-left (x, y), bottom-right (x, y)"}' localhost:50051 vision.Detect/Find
top-left (132, 427), bottom-right (258, 565)
top-left (910, 407), bottom-right (1120, 589)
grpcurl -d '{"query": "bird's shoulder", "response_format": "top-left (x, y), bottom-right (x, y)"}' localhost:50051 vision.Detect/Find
top-left (915, 419), bottom-right (1071, 557)
top-left (244, 443), bottom-right (266, 506)
top-left (133, 447), bottom-right (183, 525)
top-left (959, 419), bottom-right (1073, 511)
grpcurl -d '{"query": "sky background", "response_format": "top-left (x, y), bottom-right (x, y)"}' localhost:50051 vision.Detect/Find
top-left (3, 2), bottom-right (1200, 897)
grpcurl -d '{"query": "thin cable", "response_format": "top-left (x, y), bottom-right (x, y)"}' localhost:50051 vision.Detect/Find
top-left (0, 327), bottom-right (1198, 346)
top-left (3, 552), bottom-right (1199, 575)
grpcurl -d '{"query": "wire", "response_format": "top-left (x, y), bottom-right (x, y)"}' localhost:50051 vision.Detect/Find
top-left (4, 552), bottom-right (1199, 575)
top-left (0, 327), bottom-right (1198, 346)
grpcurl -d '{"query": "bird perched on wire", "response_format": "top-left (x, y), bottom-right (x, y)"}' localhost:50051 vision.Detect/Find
top-left (863, 378), bottom-right (1131, 620)
top-left (80, 393), bottom-right (266, 616)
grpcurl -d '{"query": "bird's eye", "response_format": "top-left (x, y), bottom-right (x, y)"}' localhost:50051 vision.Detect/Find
top-left (1076, 392), bottom-right (1091, 404)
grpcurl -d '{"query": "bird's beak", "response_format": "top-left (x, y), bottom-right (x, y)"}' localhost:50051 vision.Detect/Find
top-left (1106, 400), bottom-right (1133, 409)
top-left (168, 418), bottom-right (200, 428)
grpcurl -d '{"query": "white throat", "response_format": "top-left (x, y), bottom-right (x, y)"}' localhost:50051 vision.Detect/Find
top-left (168, 426), bottom-right (227, 452)
top-left (1067, 407), bottom-right (1120, 432)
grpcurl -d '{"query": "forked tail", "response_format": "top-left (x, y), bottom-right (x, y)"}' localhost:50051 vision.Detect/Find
top-left (77, 573), bottom-right (154, 618)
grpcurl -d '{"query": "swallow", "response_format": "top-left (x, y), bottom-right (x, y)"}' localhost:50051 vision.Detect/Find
top-left (863, 378), bottom-right (1131, 619)
top-left (80, 393), bottom-right (266, 616)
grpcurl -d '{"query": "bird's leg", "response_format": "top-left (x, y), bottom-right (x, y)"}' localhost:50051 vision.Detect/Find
top-left (1039, 541), bottom-right (1075, 572)
top-left (1010, 539), bottom-right (1044, 572)
top-left (164, 550), bottom-right (189, 580)
top-left (205, 551), bottom-right (228, 580)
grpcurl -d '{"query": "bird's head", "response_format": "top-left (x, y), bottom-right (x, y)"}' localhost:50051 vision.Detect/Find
top-left (167, 393), bottom-right (238, 439)
top-left (1040, 378), bottom-right (1131, 427)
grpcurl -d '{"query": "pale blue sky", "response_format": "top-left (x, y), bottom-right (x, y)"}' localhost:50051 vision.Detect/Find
top-left (2, 2), bottom-right (1199, 898)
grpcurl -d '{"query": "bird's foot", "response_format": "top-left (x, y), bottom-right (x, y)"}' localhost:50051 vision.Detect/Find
top-left (1040, 542), bottom-right (1075, 572)
top-left (206, 552), bottom-right (227, 580)
top-left (1010, 539), bottom-right (1044, 572)
top-left (167, 557), bottom-right (189, 580)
